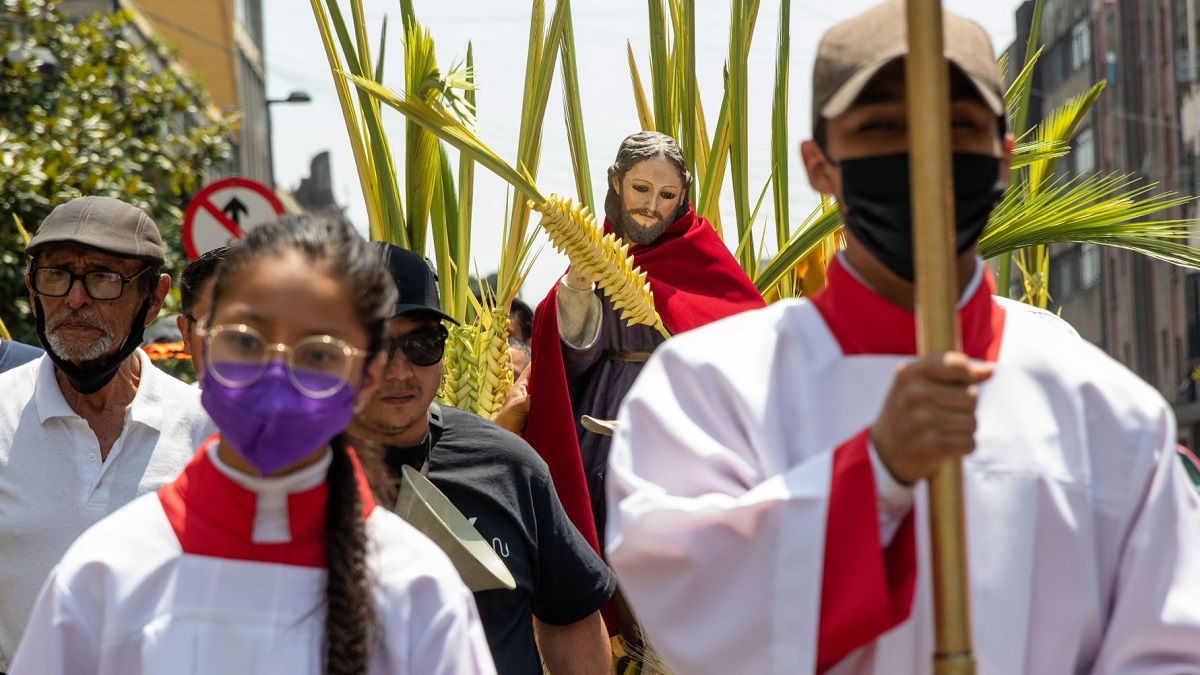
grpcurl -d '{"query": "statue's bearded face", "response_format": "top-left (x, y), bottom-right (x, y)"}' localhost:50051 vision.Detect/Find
top-left (613, 154), bottom-right (684, 245)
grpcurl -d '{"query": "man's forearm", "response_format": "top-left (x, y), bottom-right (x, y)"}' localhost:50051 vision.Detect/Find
top-left (534, 611), bottom-right (612, 675)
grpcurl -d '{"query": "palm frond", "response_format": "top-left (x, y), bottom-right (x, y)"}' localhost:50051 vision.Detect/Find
top-left (1026, 81), bottom-right (1105, 190)
top-left (451, 43), bottom-right (477, 320)
top-left (323, 0), bottom-right (406, 245)
top-left (982, 173), bottom-right (1200, 268)
top-left (403, 20), bottom-right (446, 253)
top-left (770, 0), bottom-right (792, 297)
top-left (732, 175), bottom-right (772, 274)
top-left (430, 144), bottom-right (458, 319)
top-left (1010, 139), bottom-right (1069, 169)
top-left (755, 203), bottom-right (842, 295)
top-left (626, 41), bottom-right (656, 131)
top-left (559, 0), bottom-right (594, 213)
top-left (998, 0), bottom-right (1046, 296)
top-left (647, 0), bottom-right (674, 136)
top-left (675, 0), bottom-right (698, 184)
top-left (696, 85), bottom-right (730, 238)
top-left (311, 0), bottom-right (387, 241)
top-left (346, 73), bottom-right (543, 202)
top-left (497, 0), bottom-right (568, 309)
top-left (373, 15), bottom-right (388, 82)
top-left (727, 0), bottom-right (760, 272)
top-left (1008, 0), bottom-right (1045, 142)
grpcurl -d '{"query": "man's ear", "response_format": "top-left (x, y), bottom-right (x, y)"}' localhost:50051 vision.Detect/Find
top-left (997, 132), bottom-right (1016, 189)
top-left (610, 173), bottom-right (621, 194)
top-left (24, 271), bottom-right (37, 315)
top-left (176, 315), bottom-right (192, 356)
top-left (800, 140), bottom-right (838, 196)
top-left (144, 274), bottom-right (172, 326)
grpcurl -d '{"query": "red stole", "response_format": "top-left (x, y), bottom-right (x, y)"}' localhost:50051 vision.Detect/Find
top-left (810, 256), bottom-right (1006, 671)
top-left (524, 206), bottom-right (764, 551)
top-left (159, 435), bottom-right (377, 568)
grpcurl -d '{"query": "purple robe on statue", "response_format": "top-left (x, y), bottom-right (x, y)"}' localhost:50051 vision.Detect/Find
top-left (562, 293), bottom-right (665, 541)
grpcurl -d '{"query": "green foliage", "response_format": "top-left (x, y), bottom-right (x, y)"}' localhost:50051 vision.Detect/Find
top-left (0, 0), bottom-right (231, 344)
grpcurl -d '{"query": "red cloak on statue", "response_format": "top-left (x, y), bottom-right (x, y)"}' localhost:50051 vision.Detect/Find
top-left (523, 205), bottom-right (765, 551)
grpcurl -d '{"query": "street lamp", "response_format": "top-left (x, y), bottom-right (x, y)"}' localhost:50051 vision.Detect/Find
top-left (265, 89), bottom-right (312, 188)
top-left (270, 91), bottom-right (312, 105)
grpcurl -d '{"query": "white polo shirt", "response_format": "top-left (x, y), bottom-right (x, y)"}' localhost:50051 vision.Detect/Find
top-left (0, 349), bottom-right (214, 670)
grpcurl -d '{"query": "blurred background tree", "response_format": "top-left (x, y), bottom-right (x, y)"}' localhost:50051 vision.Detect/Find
top-left (0, 0), bottom-right (230, 344)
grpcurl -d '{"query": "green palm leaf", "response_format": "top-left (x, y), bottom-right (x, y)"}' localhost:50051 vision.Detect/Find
top-left (1026, 82), bottom-right (1104, 190)
top-left (770, 0), bottom-right (792, 297)
top-left (345, 73), bottom-right (542, 201)
top-left (497, 0), bottom-right (568, 309)
top-left (647, 0), bottom-right (674, 136)
top-left (626, 41), bottom-right (656, 132)
top-left (755, 204), bottom-right (842, 295)
top-left (559, 0), bottom-right (594, 213)
top-left (982, 173), bottom-right (1198, 266)
top-left (1010, 139), bottom-right (1069, 169)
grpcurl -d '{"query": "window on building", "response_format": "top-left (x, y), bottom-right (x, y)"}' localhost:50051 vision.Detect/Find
top-left (1045, 45), bottom-right (1065, 90)
top-left (1050, 247), bottom-right (1080, 302)
top-left (1071, 21), bottom-right (1092, 72)
top-left (1080, 243), bottom-right (1101, 288)
top-left (1075, 127), bottom-right (1096, 175)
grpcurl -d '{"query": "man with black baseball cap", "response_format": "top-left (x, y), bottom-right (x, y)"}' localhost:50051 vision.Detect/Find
top-left (605, 2), bottom-right (1200, 673)
top-left (350, 243), bottom-right (615, 675)
top-left (0, 196), bottom-right (214, 670)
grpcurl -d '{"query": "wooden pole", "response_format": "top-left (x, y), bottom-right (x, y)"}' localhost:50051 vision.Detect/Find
top-left (903, 1), bottom-right (976, 673)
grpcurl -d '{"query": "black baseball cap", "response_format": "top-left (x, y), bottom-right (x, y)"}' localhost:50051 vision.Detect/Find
top-left (27, 196), bottom-right (165, 264)
top-left (373, 242), bottom-right (459, 324)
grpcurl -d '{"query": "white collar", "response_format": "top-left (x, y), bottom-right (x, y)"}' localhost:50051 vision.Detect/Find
top-left (835, 250), bottom-right (984, 310)
top-left (34, 348), bottom-right (166, 429)
top-left (206, 439), bottom-right (333, 544)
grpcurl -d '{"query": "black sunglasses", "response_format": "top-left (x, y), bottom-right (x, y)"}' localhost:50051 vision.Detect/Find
top-left (384, 325), bottom-right (449, 367)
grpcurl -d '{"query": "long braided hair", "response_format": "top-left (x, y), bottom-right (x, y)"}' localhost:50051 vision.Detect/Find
top-left (209, 215), bottom-right (397, 675)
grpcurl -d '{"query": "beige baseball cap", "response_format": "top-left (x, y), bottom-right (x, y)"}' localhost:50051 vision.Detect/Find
top-left (811, 0), bottom-right (1005, 133)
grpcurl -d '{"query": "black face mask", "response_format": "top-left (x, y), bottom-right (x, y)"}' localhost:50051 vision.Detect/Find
top-left (838, 152), bottom-right (1004, 282)
top-left (34, 296), bottom-right (153, 395)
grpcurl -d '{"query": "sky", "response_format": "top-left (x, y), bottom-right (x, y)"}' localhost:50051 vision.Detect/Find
top-left (263, 0), bottom-right (1026, 302)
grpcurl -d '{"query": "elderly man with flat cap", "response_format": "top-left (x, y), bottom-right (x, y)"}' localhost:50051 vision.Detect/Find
top-left (0, 196), bottom-right (214, 671)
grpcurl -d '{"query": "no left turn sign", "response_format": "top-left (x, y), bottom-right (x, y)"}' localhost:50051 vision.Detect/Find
top-left (182, 177), bottom-right (285, 259)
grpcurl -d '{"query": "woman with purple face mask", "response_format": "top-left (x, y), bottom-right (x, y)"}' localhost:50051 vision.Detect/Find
top-left (10, 217), bottom-right (497, 675)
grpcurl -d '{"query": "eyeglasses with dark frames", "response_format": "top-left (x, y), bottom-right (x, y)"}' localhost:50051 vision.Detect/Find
top-left (30, 266), bottom-right (151, 301)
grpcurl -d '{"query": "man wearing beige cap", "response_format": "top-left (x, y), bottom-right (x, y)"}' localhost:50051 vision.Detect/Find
top-left (0, 196), bottom-right (214, 671)
top-left (605, 2), bottom-right (1200, 673)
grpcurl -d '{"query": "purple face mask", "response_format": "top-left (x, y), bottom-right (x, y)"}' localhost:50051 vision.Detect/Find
top-left (201, 360), bottom-right (354, 475)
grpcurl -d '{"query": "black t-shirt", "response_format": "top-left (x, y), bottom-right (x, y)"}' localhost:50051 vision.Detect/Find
top-left (0, 340), bottom-right (42, 375)
top-left (383, 405), bottom-right (616, 675)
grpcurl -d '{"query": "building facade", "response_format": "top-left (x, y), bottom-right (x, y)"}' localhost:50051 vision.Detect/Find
top-left (61, 0), bottom-right (271, 185)
top-left (1009, 0), bottom-right (1200, 445)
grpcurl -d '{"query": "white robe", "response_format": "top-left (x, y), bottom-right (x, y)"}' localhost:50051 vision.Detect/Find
top-left (606, 260), bottom-right (1200, 675)
top-left (9, 445), bottom-right (497, 675)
